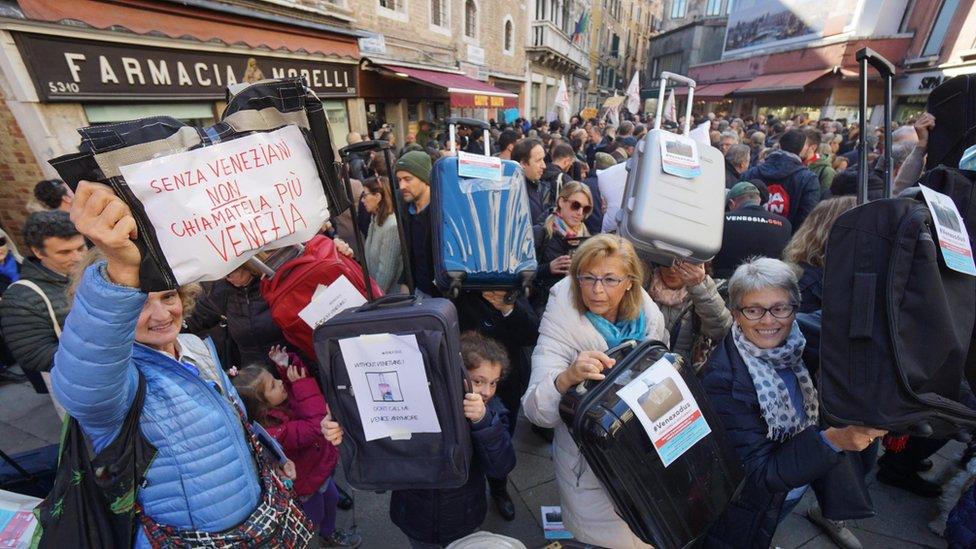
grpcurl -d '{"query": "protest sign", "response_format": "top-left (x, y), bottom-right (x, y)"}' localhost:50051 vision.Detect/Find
top-left (338, 333), bottom-right (441, 442)
top-left (118, 125), bottom-right (328, 284)
top-left (616, 356), bottom-right (711, 467)
top-left (920, 185), bottom-right (976, 276)
top-left (298, 275), bottom-right (368, 329)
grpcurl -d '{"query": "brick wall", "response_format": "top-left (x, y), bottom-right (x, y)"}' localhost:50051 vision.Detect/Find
top-left (0, 90), bottom-right (45, 249)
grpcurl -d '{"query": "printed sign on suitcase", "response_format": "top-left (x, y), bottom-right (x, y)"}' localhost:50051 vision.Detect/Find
top-left (616, 355), bottom-right (711, 467)
top-left (920, 185), bottom-right (976, 276)
top-left (338, 333), bottom-right (442, 441)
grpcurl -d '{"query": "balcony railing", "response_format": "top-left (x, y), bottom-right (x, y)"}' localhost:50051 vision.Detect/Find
top-left (528, 20), bottom-right (590, 71)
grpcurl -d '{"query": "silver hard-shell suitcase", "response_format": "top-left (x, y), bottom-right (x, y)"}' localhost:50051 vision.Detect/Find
top-left (617, 72), bottom-right (725, 265)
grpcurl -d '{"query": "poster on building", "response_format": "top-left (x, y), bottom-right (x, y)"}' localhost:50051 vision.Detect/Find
top-left (616, 356), bottom-right (711, 467)
top-left (118, 125), bottom-right (328, 284)
top-left (723, 0), bottom-right (858, 56)
top-left (337, 333), bottom-right (442, 442)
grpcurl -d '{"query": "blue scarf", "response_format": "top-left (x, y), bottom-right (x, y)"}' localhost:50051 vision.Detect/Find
top-left (585, 310), bottom-right (646, 348)
top-left (0, 255), bottom-right (19, 283)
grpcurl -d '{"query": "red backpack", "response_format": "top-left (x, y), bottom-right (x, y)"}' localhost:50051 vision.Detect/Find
top-left (260, 235), bottom-right (383, 359)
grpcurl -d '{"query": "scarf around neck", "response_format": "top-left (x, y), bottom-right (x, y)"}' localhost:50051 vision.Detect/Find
top-left (731, 321), bottom-right (817, 441)
top-left (553, 214), bottom-right (584, 239)
top-left (647, 269), bottom-right (688, 308)
top-left (586, 310), bottom-right (646, 349)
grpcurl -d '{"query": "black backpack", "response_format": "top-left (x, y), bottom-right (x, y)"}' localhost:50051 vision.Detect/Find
top-left (819, 49), bottom-right (976, 438)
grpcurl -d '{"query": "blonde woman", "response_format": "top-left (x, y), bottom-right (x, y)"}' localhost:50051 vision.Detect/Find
top-left (522, 234), bottom-right (667, 548)
top-left (782, 196), bottom-right (857, 312)
top-left (532, 181), bottom-right (593, 313)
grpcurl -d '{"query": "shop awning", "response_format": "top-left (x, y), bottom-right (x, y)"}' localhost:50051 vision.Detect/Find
top-left (381, 65), bottom-right (518, 108)
top-left (695, 81), bottom-right (747, 99)
top-left (735, 69), bottom-right (833, 94)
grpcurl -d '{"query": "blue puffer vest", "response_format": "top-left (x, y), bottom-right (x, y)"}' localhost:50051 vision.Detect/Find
top-left (52, 263), bottom-right (261, 547)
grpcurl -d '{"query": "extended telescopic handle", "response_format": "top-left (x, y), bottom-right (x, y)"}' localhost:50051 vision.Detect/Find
top-left (339, 140), bottom-right (393, 157)
top-left (856, 48), bottom-right (896, 79)
top-left (655, 71), bottom-right (695, 134)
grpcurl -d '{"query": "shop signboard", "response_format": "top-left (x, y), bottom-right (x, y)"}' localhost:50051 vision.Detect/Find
top-left (723, 0), bottom-right (858, 57)
top-left (13, 32), bottom-right (358, 102)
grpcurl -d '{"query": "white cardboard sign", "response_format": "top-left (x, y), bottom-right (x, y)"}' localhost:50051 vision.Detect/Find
top-left (119, 125), bottom-right (329, 284)
top-left (298, 275), bottom-right (367, 328)
top-left (338, 333), bottom-right (442, 442)
top-left (616, 356), bottom-right (711, 467)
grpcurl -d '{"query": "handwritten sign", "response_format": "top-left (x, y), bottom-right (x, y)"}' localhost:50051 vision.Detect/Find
top-left (920, 185), bottom-right (976, 276)
top-left (616, 356), bottom-right (711, 467)
top-left (119, 125), bottom-right (328, 284)
top-left (338, 333), bottom-right (441, 442)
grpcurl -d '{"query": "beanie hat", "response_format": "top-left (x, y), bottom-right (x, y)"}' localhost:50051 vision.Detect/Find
top-left (594, 152), bottom-right (617, 171)
top-left (395, 150), bottom-right (432, 184)
top-left (621, 136), bottom-right (638, 148)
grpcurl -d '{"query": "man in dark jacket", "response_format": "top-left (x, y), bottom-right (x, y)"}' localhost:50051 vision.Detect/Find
top-left (1, 211), bottom-right (85, 413)
top-left (512, 138), bottom-right (548, 223)
top-left (740, 129), bottom-right (821, 229)
top-left (711, 183), bottom-right (792, 279)
top-left (540, 142), bottom-right (576, 209)
top-left (393, 150), bottom-right (436, 296)
top-left (724, 144), bottom-right (750, 189)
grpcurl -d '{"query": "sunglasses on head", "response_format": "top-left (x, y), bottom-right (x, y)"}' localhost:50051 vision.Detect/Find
top-left (569, 200), bottom-right (592, 215)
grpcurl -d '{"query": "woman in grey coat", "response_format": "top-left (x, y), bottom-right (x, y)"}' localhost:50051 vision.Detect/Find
top-left (362, 176), bottom-right (403, 294)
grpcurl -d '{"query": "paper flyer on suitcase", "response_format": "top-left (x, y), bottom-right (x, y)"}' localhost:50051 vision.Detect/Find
top-left (657, 132), bottom-right (701, 179)
top-left (118, 125), bottom-right (329, 285)
top-left (920, 185), bottom-right (976, 276)
top-left (338, 333), bottom-right (442, 442)
top-left (617, 356), bottom-right (711, 467)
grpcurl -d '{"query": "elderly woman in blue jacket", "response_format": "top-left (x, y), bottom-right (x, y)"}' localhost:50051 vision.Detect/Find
top-left (52, 182), bottom-right (309, 547)
top-left (700, 257), bottom-right (886, 549)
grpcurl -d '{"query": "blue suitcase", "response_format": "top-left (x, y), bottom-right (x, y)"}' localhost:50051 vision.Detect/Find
top-left (430, 154), bottom-right (537, 298)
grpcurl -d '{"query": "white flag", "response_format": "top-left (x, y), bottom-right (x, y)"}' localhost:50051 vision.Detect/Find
top-left (689, 120), bottom-right (711, 145)
top-left (626, 72), bottom-right (641, 114)
top-left (554, 77), bottom-right (571, 123)
top-left (663, 88), bottom-right (677, 123)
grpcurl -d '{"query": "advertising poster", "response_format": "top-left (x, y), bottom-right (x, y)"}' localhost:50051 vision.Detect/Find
top-left (723, 0), bottom-right (858, 56)
top-left (616, 356), bottom-right (711, 467)
top-left (338, 333), bottom-right (441, 442)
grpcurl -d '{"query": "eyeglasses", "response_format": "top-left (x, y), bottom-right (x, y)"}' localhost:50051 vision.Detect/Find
top-left (577, 275), bottom-right (626, 288)
top-left (737, 304), bottom-right (797, 321)
top-left (569, 200), bottom-right (592, 215)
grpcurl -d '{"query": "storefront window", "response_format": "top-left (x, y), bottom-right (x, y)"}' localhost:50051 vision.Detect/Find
top-left (323, 100), bottom-right (350, 149)
top-left (84, 103), bottom-right (215, 126)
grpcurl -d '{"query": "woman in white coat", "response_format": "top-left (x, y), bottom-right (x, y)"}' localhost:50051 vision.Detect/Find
top-left (522, 234), bottom-right (668, 549)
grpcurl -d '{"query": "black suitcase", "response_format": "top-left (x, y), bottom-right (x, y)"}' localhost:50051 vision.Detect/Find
top-left (926, 75), bottom-right (976, 171)
top-left (558, 340), bottom-right (744, 549)
top-left (820, 49), bottom-right (976, 438)
top-left (313, 294), bottom-right (472, 490)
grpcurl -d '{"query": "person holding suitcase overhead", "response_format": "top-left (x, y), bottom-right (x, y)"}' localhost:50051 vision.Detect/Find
top-left (522, 234), bottom-right (667, 549)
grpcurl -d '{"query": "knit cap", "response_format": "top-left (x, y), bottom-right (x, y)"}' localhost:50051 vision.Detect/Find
top-left (395, 150), bottom-right (432, 183)
top-left (594, 152), bottom-right (617, 170)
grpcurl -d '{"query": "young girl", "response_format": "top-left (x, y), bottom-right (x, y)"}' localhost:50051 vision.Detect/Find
top-left (321, 332), bottom-right (517, 548)
top-left (234, 345), bottom-right (362, 548)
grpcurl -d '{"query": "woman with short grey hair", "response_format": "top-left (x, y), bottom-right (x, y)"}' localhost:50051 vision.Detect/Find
top-left (699, 257), bottom-right (886, 549)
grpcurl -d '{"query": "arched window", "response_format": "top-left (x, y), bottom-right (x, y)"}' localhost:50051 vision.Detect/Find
top-left (503, 18), bottom-right (514, 52)
top-left (465, 0), bottom-right (477, 38)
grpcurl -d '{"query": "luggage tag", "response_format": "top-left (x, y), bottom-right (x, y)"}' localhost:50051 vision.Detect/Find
top-left (457, 150), bottom-right (503, 181)
top-left (919, 185), bottom-right (976, 276)
top-left (615, 355), bottom-right (711, 467)
top-left (657, 132), bottom-right (701, 179)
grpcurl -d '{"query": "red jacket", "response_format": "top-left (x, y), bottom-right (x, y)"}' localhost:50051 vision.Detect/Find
top-left (266, 356), bottom-right (338, 497)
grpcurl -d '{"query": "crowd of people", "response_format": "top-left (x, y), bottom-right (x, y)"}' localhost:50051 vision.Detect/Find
top-left (0, 105), bottom-right (972, 549)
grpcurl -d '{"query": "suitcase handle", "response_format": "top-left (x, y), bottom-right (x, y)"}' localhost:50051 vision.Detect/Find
top-left (856, 47), bottom-right (895, 204)
top-left (655, 72), bottom-right (695, 134)
top-left (357, 294), bottom-right (418, 312)
top-left (339, 140), bottom-right (394, 157)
